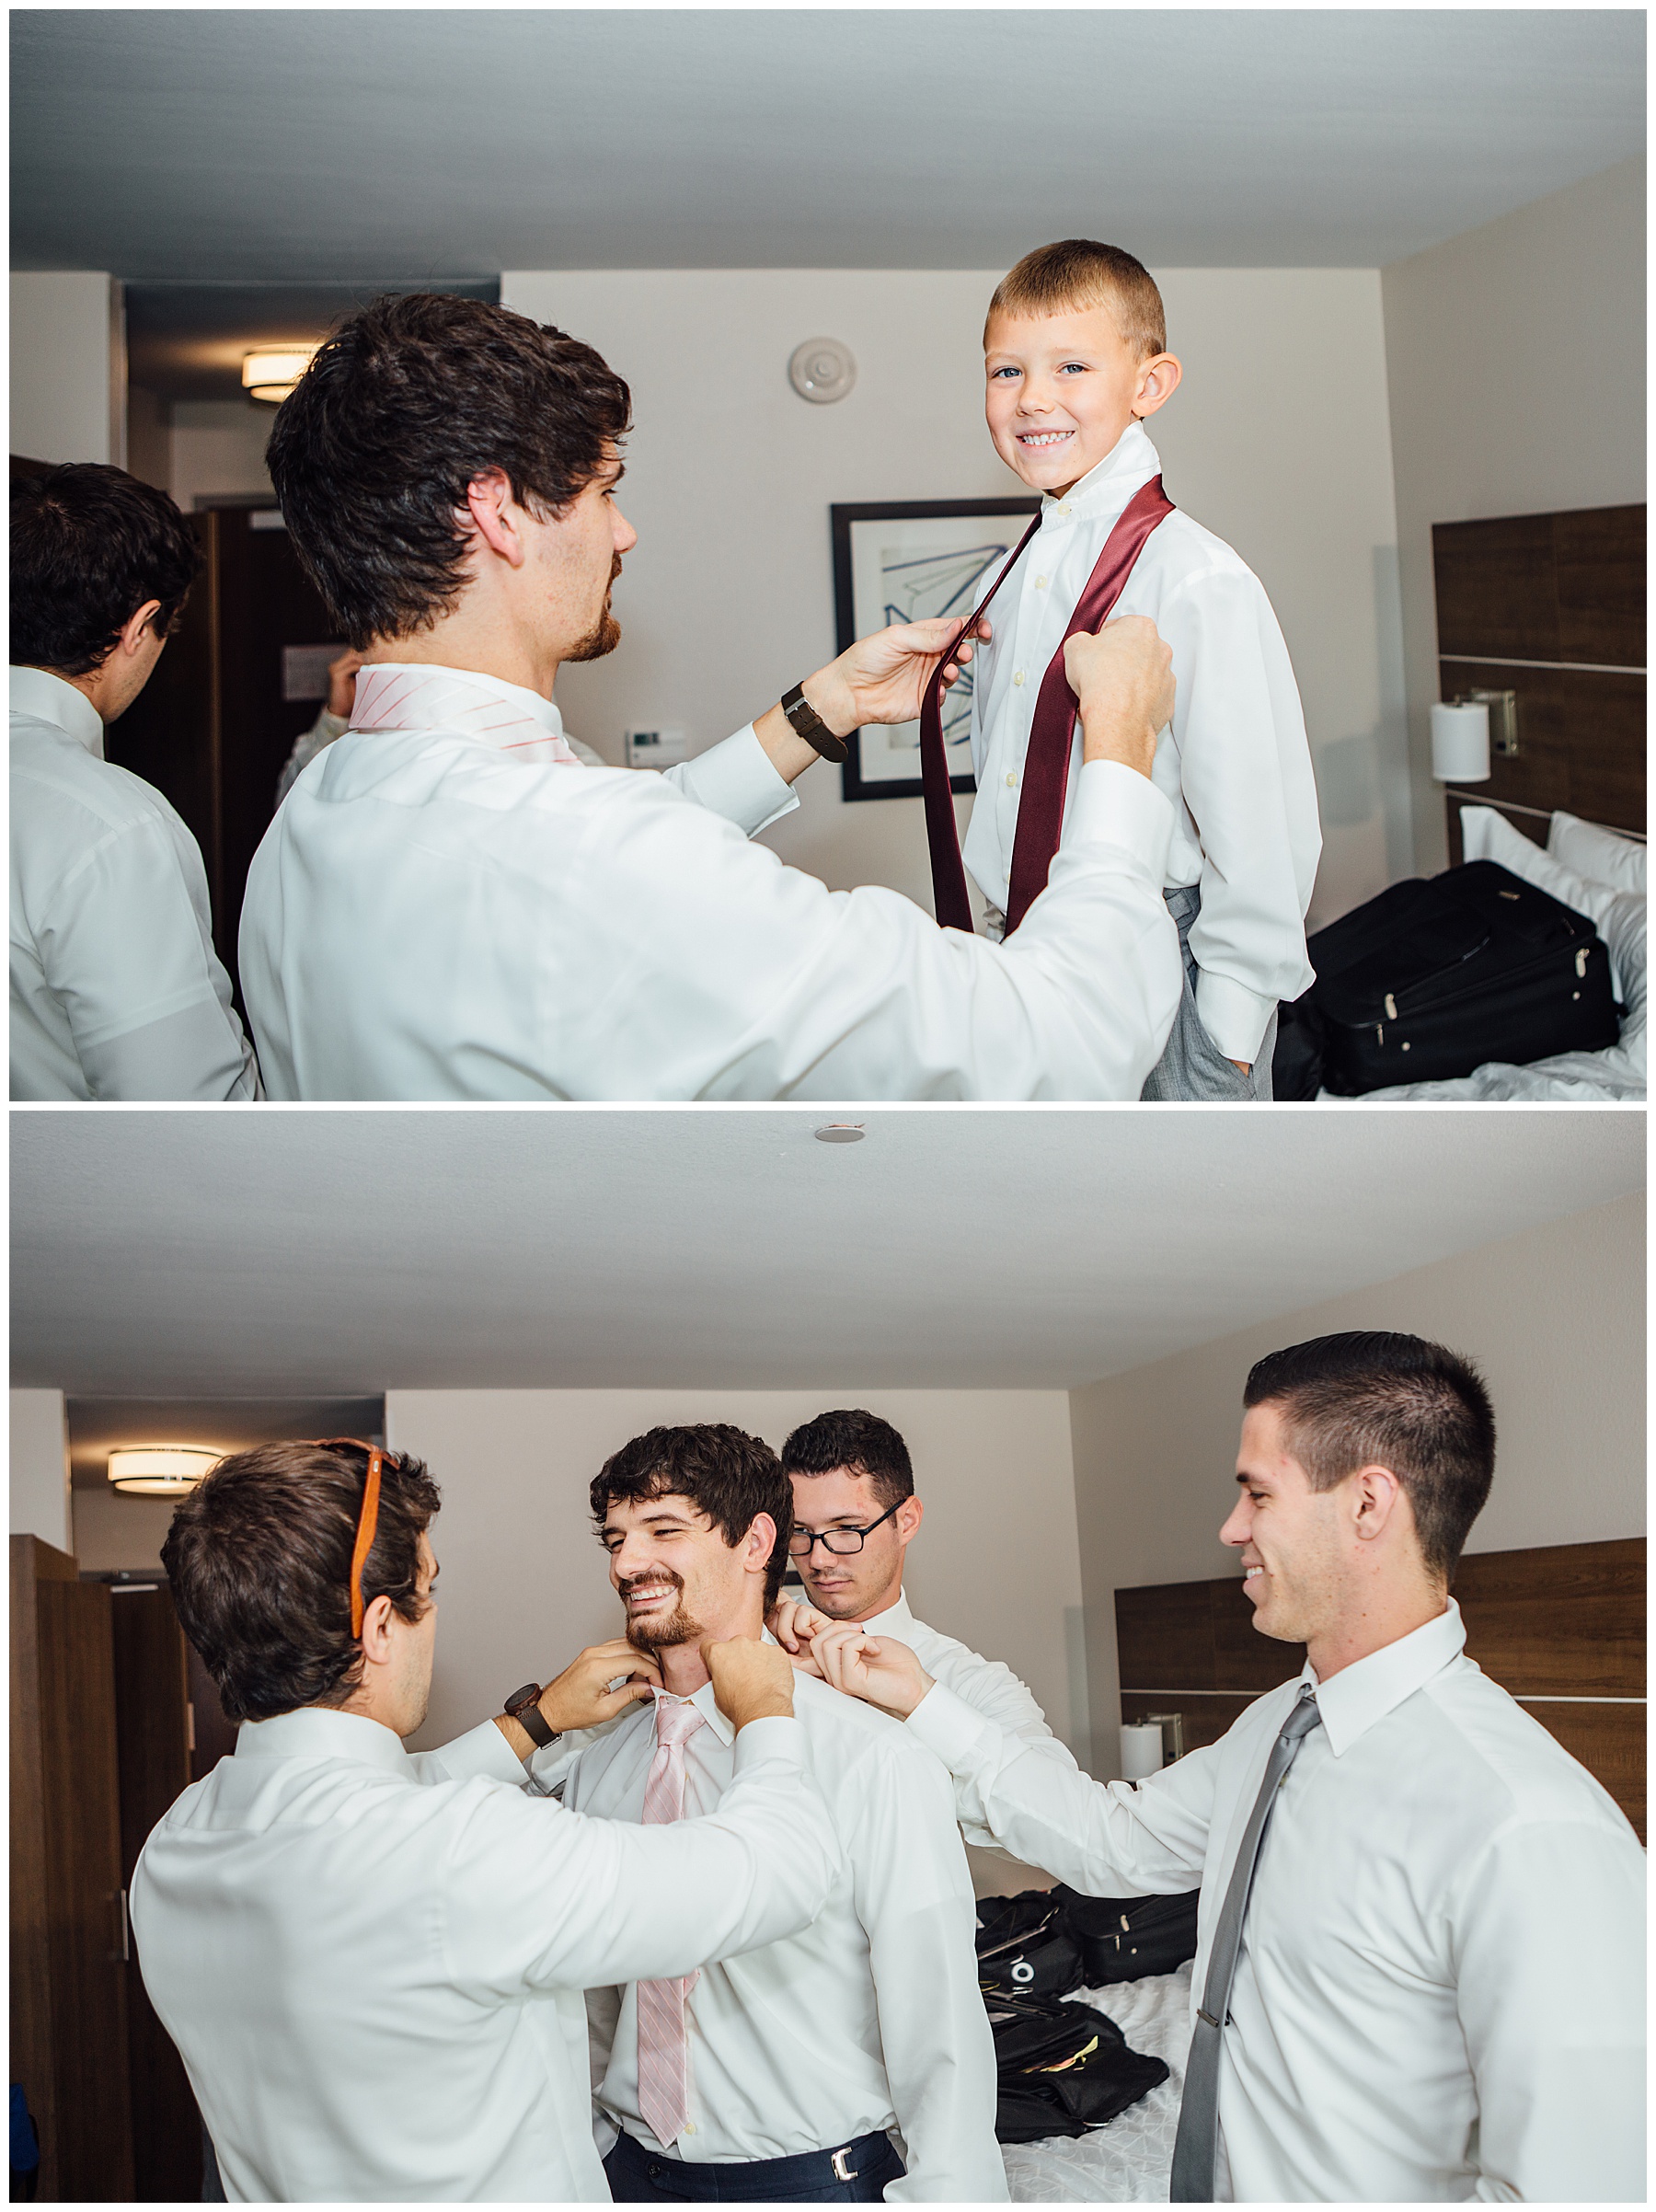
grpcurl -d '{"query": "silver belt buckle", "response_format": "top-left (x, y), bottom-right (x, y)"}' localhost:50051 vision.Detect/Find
top-left (831, 2148), bottom-right (858, 2182)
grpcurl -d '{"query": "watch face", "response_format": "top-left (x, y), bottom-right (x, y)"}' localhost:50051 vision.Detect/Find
top-left (506, 1683), bottom-right (540, 1713)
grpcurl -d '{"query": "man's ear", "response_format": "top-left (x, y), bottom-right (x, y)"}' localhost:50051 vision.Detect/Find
top-left (743, 1513), bottom-right (778, 1576)
top-left (1351, 1463), bottom-right (1406, 1544)
top-left (463, 469), bottom-right (527, 570)
top-left (895, 1496), bottom-right (924, 1546)
top-left (359, 1591), bottom-right (399, 1666)
top-left (118, 599), bottom-right (164, 656)
top-left (1133, 352), bottom-right (1182, 421)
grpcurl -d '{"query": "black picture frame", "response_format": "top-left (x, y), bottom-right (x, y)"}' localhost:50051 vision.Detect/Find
top-left (831, 498), bottom-right (1041, 802)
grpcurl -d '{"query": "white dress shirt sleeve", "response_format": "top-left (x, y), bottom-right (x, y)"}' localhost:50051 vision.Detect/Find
top-left (443, 1717), bottom-right (844, 1996)
top-left (1158, 566), bottom-right (1321, 1064)
top-left (906, 1682), bottom-right (1213, 1893)
top-left (35, 812), bottom-right (259, 1100)
top-left (844, 1742), bottom-right (1006, 2203)
top-left (662, 727), bottom-right (799, 837)
top-left (1450, 1815), bottom-right (1647, 2203)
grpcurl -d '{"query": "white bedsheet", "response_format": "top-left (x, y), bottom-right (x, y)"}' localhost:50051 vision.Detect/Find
top-left (1002, 1963), bottom-right (1193, 2205)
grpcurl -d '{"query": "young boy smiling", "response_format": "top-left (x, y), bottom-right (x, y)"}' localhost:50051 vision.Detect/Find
top-left (962, 239), bottom-right (1321, 1097)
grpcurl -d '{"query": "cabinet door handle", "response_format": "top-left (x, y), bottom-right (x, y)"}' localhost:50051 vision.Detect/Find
top-left (119, 1887), bottom-right (131, 1964)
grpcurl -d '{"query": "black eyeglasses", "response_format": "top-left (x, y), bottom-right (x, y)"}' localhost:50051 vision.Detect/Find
top-left (788, 1501), bottom-right (902, 1558)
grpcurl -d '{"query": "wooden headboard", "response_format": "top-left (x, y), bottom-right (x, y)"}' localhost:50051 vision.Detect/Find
top-left (1117, 1537), bottom-right (1645, 1840)
top-left (1432, 504), bottom-right (1645, 862)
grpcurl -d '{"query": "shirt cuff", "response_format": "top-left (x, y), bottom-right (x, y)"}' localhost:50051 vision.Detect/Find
top-left (665, 727), bottom-right (800, 837)
top-left (429, 1718), bottom-right (533, 1786)
top-left (1194, 970), bottom-right (1277, 1066)
top-left (730, 1713), bottom-right (807, 1769)
top-left (903, 1680), bottom-right (997, 1775)
top-left (1065, 759), bottom-right (1176, 881)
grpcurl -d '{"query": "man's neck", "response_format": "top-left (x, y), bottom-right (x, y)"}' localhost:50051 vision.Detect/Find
top-left (655, 1606), bottom-right (765, 1698)
top-left (1305, 1580), bottom-right (1449, 1682)
top-left (365, 612), bottom-right (561, 703)
top-left (849, 1575), bottom-right (903, 1626)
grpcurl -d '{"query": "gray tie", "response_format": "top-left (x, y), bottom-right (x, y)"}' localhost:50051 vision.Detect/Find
top-left (1169, 1684), bottom-right (1323, 2203)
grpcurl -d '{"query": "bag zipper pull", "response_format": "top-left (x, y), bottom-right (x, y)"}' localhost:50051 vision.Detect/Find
top-left (1384, 993), bottom-right (1397, 1020)
top-left (1576, 947), bottom-right (1589, 979)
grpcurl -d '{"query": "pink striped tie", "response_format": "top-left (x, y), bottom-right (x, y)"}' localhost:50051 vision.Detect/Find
top-left (636, 1698), bottom-right (707, 2149)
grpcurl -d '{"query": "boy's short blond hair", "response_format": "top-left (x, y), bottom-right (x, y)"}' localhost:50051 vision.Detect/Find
top-left (986, 240), bottom-right (1167, 362)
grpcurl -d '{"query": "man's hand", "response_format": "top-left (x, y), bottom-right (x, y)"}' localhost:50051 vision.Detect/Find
top-left (811, 614), bottom-right (993, 736)
top-left (495, 1638), bottom-right (660, 1761)
top-left (1064, 616), bottom-right (1175, 779)
top-left (766, 1596), bottom-right (836, 1676)
top-left (326, 647), bottom-right (363, 720)
top-left (811, 1624), bottom-right (936, 1719)
top-left (705, 1637), bottom-right (799, 1730)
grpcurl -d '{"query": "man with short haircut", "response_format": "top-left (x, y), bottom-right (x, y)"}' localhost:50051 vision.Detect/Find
top-left (536, 1424), bottom-right (1005, 2203)
top-left (132, 1440), bottom-right (842, 2204)
top-left (242, 292), bottom-right (1184, 1100)
top-left (814, 1334), bottom-right (1646, 2204)
top-left (11, 465), bottom-right (259, 1099)
top-left (773, 1408), bottom-right (1081, 1848)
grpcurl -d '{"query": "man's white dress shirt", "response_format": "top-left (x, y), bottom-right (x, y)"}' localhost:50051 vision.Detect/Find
top-left (907, 1599), bottom-right (1645, 2203)
top-left (558, 1671), bottom-right (1006, 2203)
top-left (238, 660), bottom-right (1181, 1101)
top-left (965, 421), bottom-right (1321, 1065)
top-left (131, 1706), bottom-right (840, 2205)
top-left (10, 667), bottom-right (259, 1100)
top-left (859, 1589), bottom-right (1079, 1849)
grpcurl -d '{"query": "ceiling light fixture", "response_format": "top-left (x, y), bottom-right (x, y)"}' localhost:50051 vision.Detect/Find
top-left (241, 347), bottom-right (318, 404)
top-left (108, 1446), bottom-right (223, 1496)
top-left (813, 1123), bottom-right (866, 1145)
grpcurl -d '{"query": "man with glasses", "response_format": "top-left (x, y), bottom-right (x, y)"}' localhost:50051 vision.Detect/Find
top-left (517, 1423), bottom-right (1005, 2203)
top-left (772, 1410), bottom-right (1081, 1849)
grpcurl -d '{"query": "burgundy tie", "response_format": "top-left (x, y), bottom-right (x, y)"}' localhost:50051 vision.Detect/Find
top-left (920, 477), bottom-right (1175, 937)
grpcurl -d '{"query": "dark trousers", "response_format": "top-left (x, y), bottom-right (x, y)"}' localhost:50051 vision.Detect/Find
top-left (604, 2126), bottom-right (905, 2204)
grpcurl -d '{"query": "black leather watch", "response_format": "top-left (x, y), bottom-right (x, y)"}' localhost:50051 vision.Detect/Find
top-left (780, 682), bottom-right (849, 765)
top-left (503, 1682), bottom-right (560, 1751)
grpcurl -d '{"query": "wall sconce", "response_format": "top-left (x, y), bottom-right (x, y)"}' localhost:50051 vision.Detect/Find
top-left (242, 348), bottom-right (318, 404)
top-left (1430, 698), bottom-right (1490, 783)
top-left (108, 1446), bottom-right (223, 1496)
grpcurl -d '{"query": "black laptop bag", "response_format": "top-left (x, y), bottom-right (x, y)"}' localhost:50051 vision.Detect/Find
top-left (985, 1992), bottom-right (1170, 2142)
top-left (1053, 1887), bottom-right (1201, 1985)
top-left (1277, 859), bottom-right (1620, 1096)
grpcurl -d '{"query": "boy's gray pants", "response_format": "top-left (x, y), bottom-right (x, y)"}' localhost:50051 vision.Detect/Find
top-left (1140, 885), bottom-right (1277, 1101)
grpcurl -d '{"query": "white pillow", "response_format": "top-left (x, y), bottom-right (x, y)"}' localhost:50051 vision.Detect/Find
top-left (1546, 810), bottom-right (1646, 894)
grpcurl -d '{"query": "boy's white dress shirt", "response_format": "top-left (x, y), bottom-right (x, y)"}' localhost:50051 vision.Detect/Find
top-left (237, 661), bottom-right (1181, 1101)
top-left (857, 1589), bottom-right (1079, 1848)
top-left (10, 667), bottom-right (259, 1100)
top-left (131, 1706), bottom-right (840, 2205)
top-left (560, 1670), bottom-right (1007, 2204)
top-left (965, 421), bottom-right (1321, 1066)
top-left (906, 1600), bottom-right (1646, 2204)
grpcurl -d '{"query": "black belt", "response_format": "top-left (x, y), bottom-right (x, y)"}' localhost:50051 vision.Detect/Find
top-left (609, 2126), bottom-right (895, 2195)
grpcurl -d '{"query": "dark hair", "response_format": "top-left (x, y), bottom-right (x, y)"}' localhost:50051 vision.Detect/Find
top-left (11, 464), bottom-right (202, 674)
top-left (591, 1425), bottom-right (792, 1608)
top-left (987, 239), bottom-right (1167, 360)
top-left (266, 293), bottom-right (632, 648)
top-left (780, 1409), bottom-right (914, 1511)
top-left (1244, 1332), bottom-right (1496, 1583)
top-left (160, 1441), bottom-right (441, 1722)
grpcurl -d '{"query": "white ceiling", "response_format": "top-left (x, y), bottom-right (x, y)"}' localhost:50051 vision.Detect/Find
top-left (11, 11), bottom-right (1644, 279)
top-left (11, 1109), bottom-right (1642, 1397)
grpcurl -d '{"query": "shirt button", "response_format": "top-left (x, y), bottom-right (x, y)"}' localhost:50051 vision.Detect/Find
top-left (682, 2124), bottom-right (696, 2136)
top-left (1057, 503), bottom-right (1071, 517)
top-left (1034, 575), bottom-right (1049, 590)
top-left (1005, 772), bottom-right (1018, 789)
top-left (1012, 671), bottom-right (1025, 687)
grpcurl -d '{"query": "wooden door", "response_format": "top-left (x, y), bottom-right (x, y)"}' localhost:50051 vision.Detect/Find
top-left (10, 1536), bottom-right (136, 2202)
top-left (109, 1586), bottom-right (203, 2201)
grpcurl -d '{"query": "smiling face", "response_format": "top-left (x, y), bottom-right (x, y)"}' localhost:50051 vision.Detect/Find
top-left (984, 305), bottom-right (1179, 498)
top-left (602, 1491), bottom-right (771, 1654)
top-left (787, 1465), bottom-right (921, 1622)
top-left (1218, 1402), bottom-right (1353, 1653)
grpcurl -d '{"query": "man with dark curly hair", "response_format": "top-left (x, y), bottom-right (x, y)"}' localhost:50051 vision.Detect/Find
top-left (240, 292), bottom-right (1183, 1100)
top-left (10, 464), bottom-right (259, 1099)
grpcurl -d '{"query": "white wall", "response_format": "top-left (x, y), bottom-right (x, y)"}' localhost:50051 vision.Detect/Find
top-left (168, 399), bottom-right (275, 510)
top-left (10, 1390), bottom-right (71, 1553)
top-left (1382, 157), bottom-right (1646, 873)
top-left (1068, 1192), bottom-right (1645, 1777)
top-left (503, 268), bottom-right (1403, 922)
top-left (10, 271), bottom-right (124, 467)
top-left (386, 1387), bottom-right (1084, 1765)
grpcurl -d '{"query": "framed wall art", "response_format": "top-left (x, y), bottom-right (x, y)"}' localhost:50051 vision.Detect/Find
top-left (831, 498), bottom-right (1040, 802)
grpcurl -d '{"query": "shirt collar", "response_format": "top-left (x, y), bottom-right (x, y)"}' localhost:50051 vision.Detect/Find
top-left (651, 1625), bottom-right (787, 1750)
top-left (1302, 1598), bottom-right (1467, 1757)
top-left (11, 665), bottom-right (106, 758)
top-left (350, 662), bottom-right (580, 764)
top-left (1040, 419), bottom-right (1160, 529)
top-left (859, 1589), bottom-right (915, 1638)
top-left (234, 1705), bottom-right (412, 1775)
